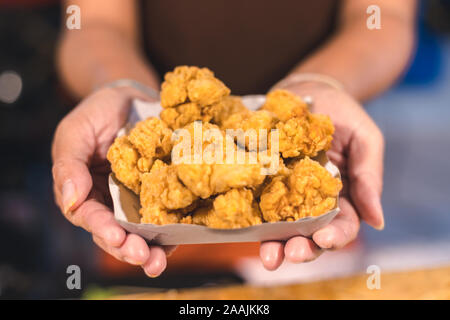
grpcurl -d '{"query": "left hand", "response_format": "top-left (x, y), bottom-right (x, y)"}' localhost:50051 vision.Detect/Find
top-left (52, 86), bottom-right (175, 277)
top-left (259, 81), bottom-right (385, 270)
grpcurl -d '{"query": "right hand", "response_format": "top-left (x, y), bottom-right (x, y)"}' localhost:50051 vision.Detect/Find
top-left (260, 82), bottom-right (385, 270)
top-left (52, 86), bottom-right (174, 277)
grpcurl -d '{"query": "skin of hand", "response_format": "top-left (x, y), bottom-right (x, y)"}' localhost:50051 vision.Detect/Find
top-left (260, 82), bottom-right (384, 270)
top-left (51, 86), bottom-right (175, 277)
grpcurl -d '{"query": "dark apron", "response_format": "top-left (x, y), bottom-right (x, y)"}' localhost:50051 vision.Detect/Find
top-left (141, 0), bottom-right (338, 94)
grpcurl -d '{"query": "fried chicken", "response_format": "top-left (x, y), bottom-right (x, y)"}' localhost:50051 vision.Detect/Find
top-left (127, 117), bottom-right (173, 159)
top-left (107, 117), bottom-right (173, 194)
top-left (140, 160), bottom-right (197, 224)
top-left (261, 89), bottom-right (309, 122)
top-left (208, 95), bottom-right (248, 126)
top-left (107, 135), bottom-right (149, 194)
top-left (259, 157), bottom-right (342, 222)
top-left (160, 102), bottom-right (206, 130)
top-left (173, 122), bottom-right (267, 198)
top-left (160, 66), bottom-right (230, 109)
top-left (192, 188), bottom-right (262, 228)
top-left (275, 113), bottom-right (334, 158)
top-left (222, 109), bottom-right (277, 151)
top-left (108, 66), bottom-right (341, 228)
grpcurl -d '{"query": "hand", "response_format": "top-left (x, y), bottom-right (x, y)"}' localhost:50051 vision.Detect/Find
top-left (52, 87), bottom-right (174, 277)
top-left (260, 82), bottom-right (384, 270)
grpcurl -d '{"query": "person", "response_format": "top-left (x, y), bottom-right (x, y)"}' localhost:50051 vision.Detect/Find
top-left (52, 0), bottom-right (416, 277)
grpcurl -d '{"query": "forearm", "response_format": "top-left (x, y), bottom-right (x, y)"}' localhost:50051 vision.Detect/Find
top-left (57, 24), bottom-right (160, 99)
top-left (289, 8), bottom-right (416, 101)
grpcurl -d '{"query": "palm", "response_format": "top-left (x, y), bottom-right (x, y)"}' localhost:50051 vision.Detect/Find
top-left (53, 88), bottom-right (170, 277)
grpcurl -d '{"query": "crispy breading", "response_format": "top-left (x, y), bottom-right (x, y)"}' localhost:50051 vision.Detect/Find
top-left (139, 160), bottom-right (197, 224)
top-left (176, 159), bottom-right (266, 199)
top-left (261, 89), bottom-right (309, 122)
top-left (140, 205), bottom-right (183, 225)
top-left (128, 117), bottom-right (173, 159)
top-left (173, 122), bottom-right (266, 198)
top-left (206, 96), bottom-right (248, 126)
top-left (107, 135), bottom-right (150, 194)
top-left (160, 102), bottom-right (206, 130)
top-left (141, 160), bottom-right (197, 210)
top-left (192, 188), bottom-right (262, 228)
top-left (275, 113), bottom-right (334, 158)
top-left (222, 109), bottom-right (277, 151)
top-left (160, 66), bottom-right (230, 109)
top-left (260, 157), bottom-right (342, 222)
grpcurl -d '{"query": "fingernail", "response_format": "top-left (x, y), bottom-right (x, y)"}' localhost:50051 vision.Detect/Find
top-left (374, 214), bottom-right (385, 231)
top-left (373, 198), bottom-right (385, 230)
top-left (143, 268), bottom-right (158, 278)
top-left (62, 180), bottom-right (77, 214)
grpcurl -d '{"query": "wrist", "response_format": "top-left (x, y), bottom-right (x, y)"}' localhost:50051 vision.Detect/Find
top-left (272, 73), bottom-right (344, 92)
top-left (100, 79), bottom-right (160, 102)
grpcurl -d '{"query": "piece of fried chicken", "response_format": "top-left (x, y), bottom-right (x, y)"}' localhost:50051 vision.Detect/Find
top-left (107, 117), bottom-right (172, 194)
top-left (127, 117), bottom-right (173, 159)
top-left (106, 136), bottom-right (150, 194)
top-left (173, 121), bottom-right (267, 199)
top-left (221, 109), bottom-right (277, 151)
top-left (160, 102), bottom-right (205, 130)
top-left (274, 113), bottom-right (334, 158)
top-left (140, 160), bottom-right (198, 224)
top-left (261, 89), bottom-right (309, 122)
top-left (160, 66), bottom-right (230, 109)
top-left (207, 95), bottom-right (248, 126)
top-left (259, 157), bottom-right (342, 222)
top-left (191, 188), bottom-right (262, 229)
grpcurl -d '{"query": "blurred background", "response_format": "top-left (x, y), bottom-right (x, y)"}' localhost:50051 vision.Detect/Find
top-left (0, 0), bottom-right (449, 299)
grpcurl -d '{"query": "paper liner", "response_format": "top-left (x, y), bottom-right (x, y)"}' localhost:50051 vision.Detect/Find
top-left (109, 95), bottom-right (341, 245)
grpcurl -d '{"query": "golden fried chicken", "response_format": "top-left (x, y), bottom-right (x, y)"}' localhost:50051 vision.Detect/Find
top-left (108, 66), bottom-right (342, 228)
top-left (274, 113), bottom-right (334, 158)
top-left (222, 109), bottom-right (277, 151)
top-left (261, 89), bottom-right (309, 122)
top-left (176, 160), bottom-right (266, 199)
top-left (140, 160), bottom-right (197, 224)
top-left (207, 95), bottom-right (248, 126)
top-left (260, 157), bottom-right (342, 222)
top-left (107, 117), bottom-right (173, 194)
top-left (192, 188), bottom-right (262, 228)
top-left (127, 117), bottom-right (173, 160)
top-left (107, 135), bottom-right (150, 194)
top-left (160, 66), bottom-right (230, 109)
top-left (160, 102), bottom-right (205, 130)
top-left (172, 121), bottom-right (267, 198)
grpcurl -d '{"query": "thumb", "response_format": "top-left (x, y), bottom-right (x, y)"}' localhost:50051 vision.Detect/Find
top-left (52, 158), bottom-right (93, 214)
top-left (348, 125), bottom-right (385, 230)
top-left (52, 117), bottom-right (94, 214)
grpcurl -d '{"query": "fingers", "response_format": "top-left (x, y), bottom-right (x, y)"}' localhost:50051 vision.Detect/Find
top-left (93, 234), bottom-right (168, 278)
top-left (70, 198), bottom-right (126, 247)
top-left (142, 246), bottom-right (167, 277)
top-left (259, 241), bottom-right (284, 271)
top-left (348, 124), bottom-right (385, 230)
top-left (284, 237), bottom-right (323, 263)
top-left (350, 173), bottom-right (384, 229)
top-left (313, 197), bottom-right (360, 250)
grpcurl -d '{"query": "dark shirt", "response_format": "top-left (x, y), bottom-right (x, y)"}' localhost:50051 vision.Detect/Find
top-left (141, 0), bottom-right (338, 94)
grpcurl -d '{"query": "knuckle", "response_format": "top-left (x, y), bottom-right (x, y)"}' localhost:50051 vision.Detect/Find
top-left (51, 158), bottom-right (67, 181)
